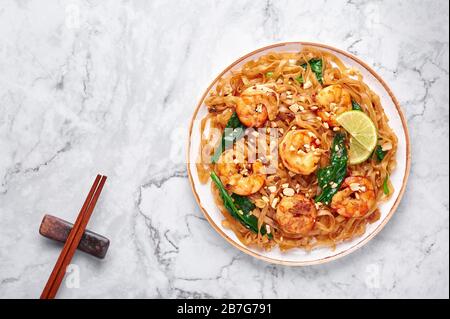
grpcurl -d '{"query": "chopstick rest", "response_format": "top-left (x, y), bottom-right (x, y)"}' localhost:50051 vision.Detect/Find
top-left (39, 214), bottom-right (110, 259)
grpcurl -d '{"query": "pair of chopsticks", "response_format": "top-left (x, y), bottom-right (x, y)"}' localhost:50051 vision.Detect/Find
top-left (40, 174), bottom-right (107, 299)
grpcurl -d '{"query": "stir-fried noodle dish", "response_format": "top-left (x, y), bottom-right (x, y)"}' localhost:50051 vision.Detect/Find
top-left (196, 47), bottom-right (397, 251)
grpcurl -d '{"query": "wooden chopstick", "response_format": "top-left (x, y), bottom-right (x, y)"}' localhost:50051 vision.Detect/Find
top-left (46, 175), bottom-right (107, 299)
top-left (40, 175), bottom-right (101, 299)
top-left (40, 174), bottom-right (107, 299)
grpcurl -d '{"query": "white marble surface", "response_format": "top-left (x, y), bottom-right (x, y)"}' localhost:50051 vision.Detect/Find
top-left (0, 0), bottom-right (448, 299)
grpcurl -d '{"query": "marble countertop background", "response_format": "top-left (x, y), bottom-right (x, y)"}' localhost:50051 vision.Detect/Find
top-left (0, 0), bottom-right (448, 299)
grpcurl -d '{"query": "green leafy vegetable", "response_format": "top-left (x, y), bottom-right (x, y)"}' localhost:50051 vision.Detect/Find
top-left (383, 175), bottom-right (390, 195)
top-left (374, 145), bottom-right (387, 162)
top-left (296, 59), bottom-right (323, 84)
top-left (211, 112), bottom-right (246, 164)
top-left (210, 171), bottom-right (272, 238)
top-left (315, 133), bottom-right (348, 205)
top-left (352, 100), bottom-right (363, 111)
top-left (231, 193), bottom-right (255, 213)
top-left (308, 59), bottom-right (323, 84)
top-left (295, 75), bottom-right (304, 84)
top-left (266, 71), bottom-right (274, 77)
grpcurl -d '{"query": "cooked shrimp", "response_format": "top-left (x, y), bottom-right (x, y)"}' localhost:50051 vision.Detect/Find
top-left (216, 148), bottom-right (266, 196)
top-left (279, 129), bottom-right (321, 175)
top-left (275, 194), bottom-right (317, 235)
top-left (235, 96), bottom-right (268, 128)
top-left (331, 176), bottom-right (376, 218)
top-left (316, 84), bottom-right (352, 126)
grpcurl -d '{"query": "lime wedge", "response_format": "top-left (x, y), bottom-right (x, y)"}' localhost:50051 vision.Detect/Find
top-left (347, 137), bottom-right (372, 164)
top-left (336, 111), bottom-right (377, 152)
top-left (335, 111), bottom-right (377, 165)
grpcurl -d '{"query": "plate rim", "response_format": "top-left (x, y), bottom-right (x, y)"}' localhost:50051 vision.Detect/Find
top-left (186, 41), bottom-right (411, 266)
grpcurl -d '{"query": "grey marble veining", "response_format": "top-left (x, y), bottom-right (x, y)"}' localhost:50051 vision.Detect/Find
top-left (0, 0), bottom-right (448, 298)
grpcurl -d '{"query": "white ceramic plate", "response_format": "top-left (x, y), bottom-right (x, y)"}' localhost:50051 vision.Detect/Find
top-left (187, 42), bottom-right (411, 266)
